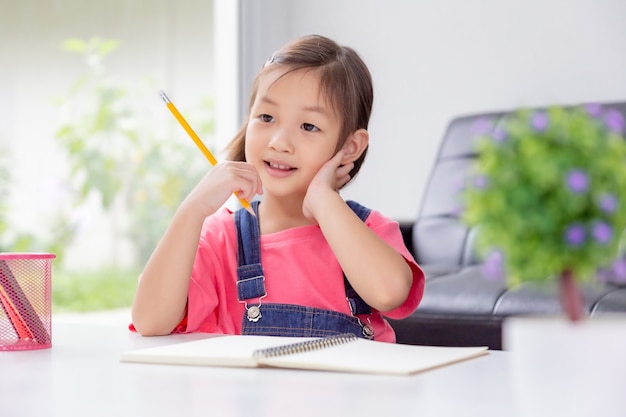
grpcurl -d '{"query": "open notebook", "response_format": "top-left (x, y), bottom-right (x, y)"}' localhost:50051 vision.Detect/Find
top-left (120, 333), bottom-right (488, 376)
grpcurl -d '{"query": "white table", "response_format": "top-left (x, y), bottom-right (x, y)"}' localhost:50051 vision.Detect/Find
top-left (1, 319), bottom-right (516, 417)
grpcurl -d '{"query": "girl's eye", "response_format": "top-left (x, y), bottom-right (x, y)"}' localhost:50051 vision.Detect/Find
top-left (302, 123), bottom-right (319, 132)
top-left (260, 114), bottom-right (274, 123)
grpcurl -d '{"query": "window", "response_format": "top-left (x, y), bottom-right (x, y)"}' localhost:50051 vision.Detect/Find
top-left (0, 0), bottom-right (237, 310)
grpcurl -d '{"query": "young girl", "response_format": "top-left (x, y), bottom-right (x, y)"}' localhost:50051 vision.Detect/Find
top-left (131, 34), bottom-right (424, 343)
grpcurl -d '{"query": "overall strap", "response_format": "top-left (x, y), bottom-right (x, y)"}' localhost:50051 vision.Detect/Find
top-left (344, 201), bottom-right (373, 315)
top-left (234, 201), bottom-right (266, 300)
top-left (346, 200), bottom-right (371, 222)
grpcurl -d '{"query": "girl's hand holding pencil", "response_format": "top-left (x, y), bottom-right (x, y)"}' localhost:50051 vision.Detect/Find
top-left (159, 90), bottom-right (259, 216)
top-left (183, 161), bottom-right (262, 218)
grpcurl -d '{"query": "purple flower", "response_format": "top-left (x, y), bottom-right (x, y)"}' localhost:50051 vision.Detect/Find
top-left (612, 259), bottom-right (626, 283)
top-left (482, 250), bottom-right (504, 281)
top-left (564, 223), bottom-right (586, 246)
top-left (591, 221), bottom-right (613, 244)
top-left (531, 112), bottom-right (549, 131)
top-left (565, 169), bottom-right (589, 194)
top-left (492, 126), bottom-right (507, 142)
top-left (472, 117), bottom-right (493, 135)
top-left (598, 193), bottom-right (618, 213)
top-left (452, 203), bottom-right (465, 217)
top-left (604, 109), bottom-right (625, 134)
top-left (473, 175), bottom-right (488, 189)
top-left (584, 103), bottom-right (603, 117)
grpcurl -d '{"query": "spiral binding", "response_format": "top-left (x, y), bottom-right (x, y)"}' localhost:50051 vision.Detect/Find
top-left (253, 333), bottom-right (358, 359)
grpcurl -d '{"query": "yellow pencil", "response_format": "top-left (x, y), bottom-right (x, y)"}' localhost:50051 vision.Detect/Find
top-left (159, 90), bottom-right (255, 216)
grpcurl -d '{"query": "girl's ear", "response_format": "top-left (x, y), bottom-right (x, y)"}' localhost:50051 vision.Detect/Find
top-left (340, 129), bottom-right (369, 164)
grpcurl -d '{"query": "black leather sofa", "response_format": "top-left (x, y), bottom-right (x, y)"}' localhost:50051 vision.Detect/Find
top-left (388, 101), bottom-right (626, 350)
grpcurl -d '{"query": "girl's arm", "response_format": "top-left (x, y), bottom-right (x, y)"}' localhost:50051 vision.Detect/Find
top-left (131, 202), bottom-right (205, 336)
top-left (131, 161), bottom-right (262, 336)
top-left (314, 193), bottom-right (413, 312)
top-left (303, 154), bottom-right (413, 313)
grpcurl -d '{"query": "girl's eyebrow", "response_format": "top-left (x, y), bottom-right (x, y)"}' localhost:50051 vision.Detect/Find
top-left (258, 96), bottom-right (330, 118)
top-left (258, 96), bottom-right (278, 106)
top-left (302, 105), bottom-right (330, 117)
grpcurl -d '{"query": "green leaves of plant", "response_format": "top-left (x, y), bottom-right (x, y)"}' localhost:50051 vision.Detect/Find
top-left (463, 106), bottom-right (626, 285)
top-left (62, 37), bottom-right (119, 57)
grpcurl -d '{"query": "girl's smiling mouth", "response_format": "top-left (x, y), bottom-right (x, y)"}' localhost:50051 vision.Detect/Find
top-left (265, 160), bottom-right (295, 171)
top-left (264, 160), bottom-right (296, 177)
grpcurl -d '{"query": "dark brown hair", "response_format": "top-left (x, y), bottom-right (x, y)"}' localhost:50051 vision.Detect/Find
top-left (224, 34), bottom-right (373, 182)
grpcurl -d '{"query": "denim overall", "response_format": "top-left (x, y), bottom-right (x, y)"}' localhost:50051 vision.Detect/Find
top-left (235, 201), bottom-right (374, 339)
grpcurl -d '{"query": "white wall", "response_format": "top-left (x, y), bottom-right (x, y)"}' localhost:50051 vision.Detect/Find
top-left (238, 0), bottom-right (626, 220)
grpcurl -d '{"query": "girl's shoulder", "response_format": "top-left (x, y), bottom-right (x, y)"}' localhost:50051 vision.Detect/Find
top-left (346, 200), bottom-right (396, 228)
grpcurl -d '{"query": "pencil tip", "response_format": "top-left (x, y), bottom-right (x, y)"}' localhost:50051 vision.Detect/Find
top-left (245, 204), bottom-right (256, 217)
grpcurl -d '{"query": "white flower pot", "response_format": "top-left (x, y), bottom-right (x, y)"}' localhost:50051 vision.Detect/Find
top-left (503, 315), bottom-right (626, 417)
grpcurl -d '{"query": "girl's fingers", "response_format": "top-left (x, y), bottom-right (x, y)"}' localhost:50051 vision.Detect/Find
top-left (229, 163), bottom-right (262, 200)
top-left (337, 174), bottom-right (351, 189)
top-left (337, 162), bottom-right (354, 177)
top-left (336, 162), bottom-right (354, 189)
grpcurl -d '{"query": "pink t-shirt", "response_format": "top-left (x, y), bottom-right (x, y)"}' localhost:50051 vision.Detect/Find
top-left (181, 205), bottom-right (425, 343)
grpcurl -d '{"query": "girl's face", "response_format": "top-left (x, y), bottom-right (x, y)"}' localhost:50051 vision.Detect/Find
top-left (245, 68), bottom-right (342, 199)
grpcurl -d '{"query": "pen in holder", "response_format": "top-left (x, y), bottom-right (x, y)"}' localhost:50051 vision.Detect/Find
top-left (0, 253), bottom-right (55, 350)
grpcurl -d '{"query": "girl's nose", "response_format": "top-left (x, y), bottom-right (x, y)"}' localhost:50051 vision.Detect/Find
top-left (268, 127), bottom-right (293, 152)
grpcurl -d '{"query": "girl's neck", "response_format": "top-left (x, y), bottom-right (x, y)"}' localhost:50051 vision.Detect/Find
top-left (257, 195), bottom-right (315, 235)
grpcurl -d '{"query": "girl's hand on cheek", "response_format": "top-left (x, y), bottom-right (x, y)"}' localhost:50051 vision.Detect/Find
top-left (182, 161), bottom-right (262, 218)
top-left (303, 151), bottom-right (354, 221)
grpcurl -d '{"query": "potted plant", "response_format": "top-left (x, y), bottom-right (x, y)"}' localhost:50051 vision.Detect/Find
top-left (463, 103), bottom-right (626, 416)
top-left (463, 104), bottom-right (626, 320)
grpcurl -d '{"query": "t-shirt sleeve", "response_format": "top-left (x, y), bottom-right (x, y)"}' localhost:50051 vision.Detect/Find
top-left (168, 231), bottom-right (222, 334)
top-left (364, 209), bottom-right (425, 320)
top-left (176, 208), bottom-right (240, 335)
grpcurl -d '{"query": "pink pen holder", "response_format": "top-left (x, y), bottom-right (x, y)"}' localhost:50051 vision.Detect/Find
top-left (0, 253), bottom-right (55, 350)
